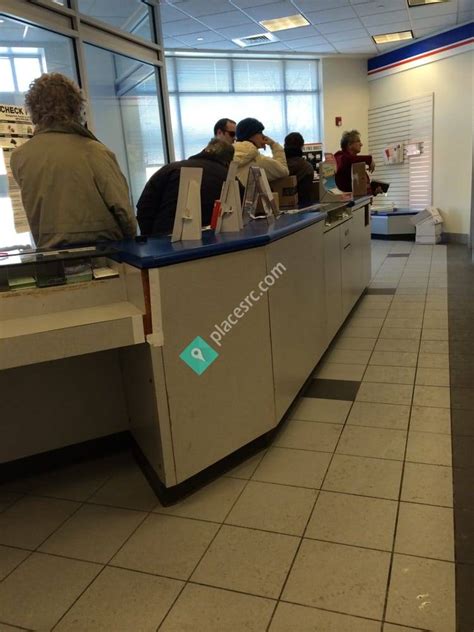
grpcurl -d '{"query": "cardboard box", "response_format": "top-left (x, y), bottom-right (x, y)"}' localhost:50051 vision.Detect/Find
top-left (271, 176), bottom-right (298, 210)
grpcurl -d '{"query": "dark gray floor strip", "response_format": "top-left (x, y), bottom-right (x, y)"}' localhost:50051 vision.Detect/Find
top-left (386, 253), bottom-right (410, 257)
top-left (447, 244), bottom-right (474, 631)
top-left (304, 378), bottom-right (361, 401)
top-left (366, 288), bottom-right (396, 295)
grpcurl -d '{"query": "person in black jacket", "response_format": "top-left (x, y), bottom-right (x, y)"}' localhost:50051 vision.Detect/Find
top-left (284, 132), bottom-right (315, 207)
top-left (137, 139), bottom-right (234, 235)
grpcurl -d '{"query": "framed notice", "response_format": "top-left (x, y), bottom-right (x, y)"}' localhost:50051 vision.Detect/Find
top-left (0, 103), bottom-right (33, 233)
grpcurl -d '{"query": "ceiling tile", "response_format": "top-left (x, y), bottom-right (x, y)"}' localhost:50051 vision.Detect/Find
top-left (159, 4), bottom-right (188, 23)
top-left (353, 0), bottom-right (408, 17)
top-left (289, 43), bottom-right (337, 52)
top-left (366, 21), bottom-right (412, 35)
top-left (286, 34), bottom-right (330, 48)
top-left (198, 11), bottom-right (254, 28)
top-left (325, 28), bottom-right (369, 41)
top-left (163, 36), bottom-right (189, 48)
top-left (169, 0), bottom-right (234, 18)
top-left (241, 1), bottom-right (302, 21)
top-left (247, 41), bottom-right (292, 50)
top-left (360, 9), bottom-right (411, 26)
top-left (174, 29), bottom-right (227, 44)
top-left (412, 14), bottom-right (457, 30)
top-left (213, 23), bottom-right (267, 39)
top-left (293, 0), bottom-right (350, 10)
top-left (316, 18), bottom-right (363, 33)
top-left (163, 18), bottom-right (207, 36)
top-left (409, 2), bottom-right (459, 19)
top-left (303, 6), bottom-right (358, 24)
top-left (231, 0), bottom-right (280, 6)
top-left (270, 25), bottom-right (320, 40)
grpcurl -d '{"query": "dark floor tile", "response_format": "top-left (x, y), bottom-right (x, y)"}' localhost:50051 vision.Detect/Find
top-left (387, 253), bottom-right (409, 257)
top-left (303, 378), bottom-right (360, 402)
top-left (450, 341), bottom-right (474, 356)
top-left (450, 368), bottom-right (474, 388)
top-left (456, 564), bottom-right (474, 632)
top-left (451, 388), bottom-right (474, 411)
top-left (452, 435), bottom-right (474, 469)
top-left (451, 409), bottom-right (474, 436)
top-left (365, 288), bottom-right (396, 295)
top-left (454, 504), bottom-right (474, 565)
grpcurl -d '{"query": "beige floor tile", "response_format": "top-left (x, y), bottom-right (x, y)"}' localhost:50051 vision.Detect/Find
top-left (406, 432), bottom-right (452, 467)
top-left (0, 496), bottom-right (79, 549)
top-left (323, 455), bottom-right (403, 500)
top-left (269, 602), bottom-right (381, 632)
top-left (315, 363), bottom-right (367, 381)
top-left (323, 349), bottom-right (372, 365)
top-left (39, 504), bottom-right (146, 563)
top-left (0, 552), bottom-right (100, 630)
top-left (55, 567), bottom-right (183, 632)
top-left (420, 340), bottom-right (449, 354)
top-left (305, 491), bottom-right (397, 551)
top-left (111, 514), bottom-right (218, 580)
top-left (388, 307), bottom-right (424, 318)
top-left (375, 338), bottom-right (419, 353)
top-left (417, 353), bottom-right (449, 369)
top-left (423, 319), bottom-right (448, 331)
top-left (290, 397), bottom-right (352, 424)
top-left (353, 307), bottom-right (389, 318)
top-left (252, 447), bottom-right (331, 489)
top-left (225, 481), bottom-right (317, 536)
top-left (336, 426), bottom-right (407, 460)
top-left (191, 525), bottom-right (298, 598)
top-left (386, 554), bottom-right (455, 631)
top-left (347, 402), bottom-right (410, 430)
top-left (88, 463), bottom-right (157, 511)
top-left (379, 328), bottom-right (421, 340)
top-left (273, 420), bottom-right (342, 452)
top-left (410, 406), bottom-right (451, 434)
top-left (0, 492), bottom-right (21, 513)
top-left (356, 382), bottom-right (413, 406)
top-left (160, 583), bottom-right (275, 632)
top-left (402, 463), bottom-right (453, 507)
top-left (154, 477), bottom-right (245, 523)
top-left (349, 316), bottom-right (385, 328)
top-left (0, 545), bottom-right (30, 581)
top-left (416, 367), bottom-right (450, 387)
top-left (224, 451), bottom-right (266, 480)
top-left (340, 325), bottom-right (382, 339)
top-left (282, 539), bottom-right (390, 619)
top-left (383, 625), bottom-right (424, 632)
top-left (383, 318), bottom-right (423, 329)
top-left (0, 623), bottom-right (27, 631)
top-left (369, 351), bottom-right (418, 368)
top-left (332, 337), bottom-right (377, 351)
top-left (413, 385), bottom-right (450, 408)
top-left (395, 503), bottom-right (454, 561)
top-left (364, 366), bottom-right (416, 385)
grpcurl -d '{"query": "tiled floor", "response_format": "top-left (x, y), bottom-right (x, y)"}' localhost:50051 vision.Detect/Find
top-left (0, 240), bottom-right (472, 631)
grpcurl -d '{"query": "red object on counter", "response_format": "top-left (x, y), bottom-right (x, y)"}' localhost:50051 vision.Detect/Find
top-left (210, 200), bottom-right (221, 230)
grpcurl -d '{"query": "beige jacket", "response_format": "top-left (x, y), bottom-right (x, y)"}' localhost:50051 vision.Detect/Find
top-left (233, 140), bottom-right (289, 187)
top-left (10, 123), bottom-right (137, 249)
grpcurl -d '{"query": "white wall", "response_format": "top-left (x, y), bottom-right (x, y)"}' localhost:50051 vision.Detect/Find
top-left (321, 58), bottom-right (370, 155)
top-left (369, 51), bottom-right (473, 237)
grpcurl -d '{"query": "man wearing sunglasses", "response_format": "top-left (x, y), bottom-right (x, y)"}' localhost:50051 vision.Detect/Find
top-left (214, 118), bottom-right (236, 145)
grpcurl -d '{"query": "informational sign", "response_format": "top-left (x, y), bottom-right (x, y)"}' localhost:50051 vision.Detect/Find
top-left (0, 103), bottom-right (33, 233)
top-left (302, 142), bottom-right (323, 172)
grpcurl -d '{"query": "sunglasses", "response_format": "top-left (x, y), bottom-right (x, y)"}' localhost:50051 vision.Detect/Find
top-left (224, 129), bottom-right (236, 137)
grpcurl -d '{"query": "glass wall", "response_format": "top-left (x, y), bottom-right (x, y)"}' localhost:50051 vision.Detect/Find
top-left (167, 56), bottom-right (321, 160)
top-left (77, 0), bottom-right (155, 42)
top-left (84, 45), bottom-right (165, 206)
top-left (0, 15), bottom-right (77, 248)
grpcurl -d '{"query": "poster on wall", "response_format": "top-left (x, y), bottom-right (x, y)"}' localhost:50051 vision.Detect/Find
top-left (0, 104), bottom-right (33, 233)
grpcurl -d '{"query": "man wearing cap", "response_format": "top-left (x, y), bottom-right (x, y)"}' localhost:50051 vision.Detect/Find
top-left (233, 117), bottom-right (288, 187)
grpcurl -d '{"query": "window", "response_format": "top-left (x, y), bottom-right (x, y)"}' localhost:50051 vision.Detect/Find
top-left (0, 15), bottom-right (77, 249)
top-left (166, 56), bottom-right (321, 160)
top-left (77, 0), bottom-right (155, 42)
top-left (84, 44), bottom-right (166, 207)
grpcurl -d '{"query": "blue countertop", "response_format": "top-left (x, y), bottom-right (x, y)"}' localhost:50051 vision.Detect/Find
top-left (116, 210), bottom-right (327, 269)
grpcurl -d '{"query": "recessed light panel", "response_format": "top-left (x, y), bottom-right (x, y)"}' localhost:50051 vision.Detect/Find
top-left (373, 30), bottom-right (414, 44)
top-left (259, 14), bottom-right (309, 32)
top-left (407, 0), bottom-right (450, 6)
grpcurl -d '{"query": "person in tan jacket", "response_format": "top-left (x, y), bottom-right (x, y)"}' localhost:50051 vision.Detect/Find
top-left (233, 118), bottom-right (288, 187)
top-left (11, 73), bottom-right (137, 249)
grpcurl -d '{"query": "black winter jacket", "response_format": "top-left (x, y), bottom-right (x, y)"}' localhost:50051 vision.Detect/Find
top-left (137, 152), bottom-right (229, 235)
top-left (284, 148), bottom-right (315, 207)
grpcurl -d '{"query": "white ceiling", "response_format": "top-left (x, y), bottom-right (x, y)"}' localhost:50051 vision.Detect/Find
top-left (160, 0), bottom-right (473, 56)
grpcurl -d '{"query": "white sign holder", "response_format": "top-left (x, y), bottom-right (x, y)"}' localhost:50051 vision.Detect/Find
top-left (242, 166), bottom-right (278, 224)
top-left (215, 161), bottom-right (243, 234)
top-left (171, 167), bottom-right (203, 242)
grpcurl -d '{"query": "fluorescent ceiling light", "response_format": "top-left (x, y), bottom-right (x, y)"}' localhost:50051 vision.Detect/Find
top-left (259, 14), bottom-right (309, 32)
top-left (373, 30), bottom-right (414, 44)
top-left (407, 0), bottom-right (450, 5)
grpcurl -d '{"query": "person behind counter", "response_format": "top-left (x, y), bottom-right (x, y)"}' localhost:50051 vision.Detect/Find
top-left (137, 139), bottom-right (234, 236)
top-left (10, 73), bottom-right (137, 249)
top-left (233, 117), bottom-right (289, 187)
top-left (284, 132), bottom-right (314, 207)
top-left (334, 129), bottom-right (375, 194)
